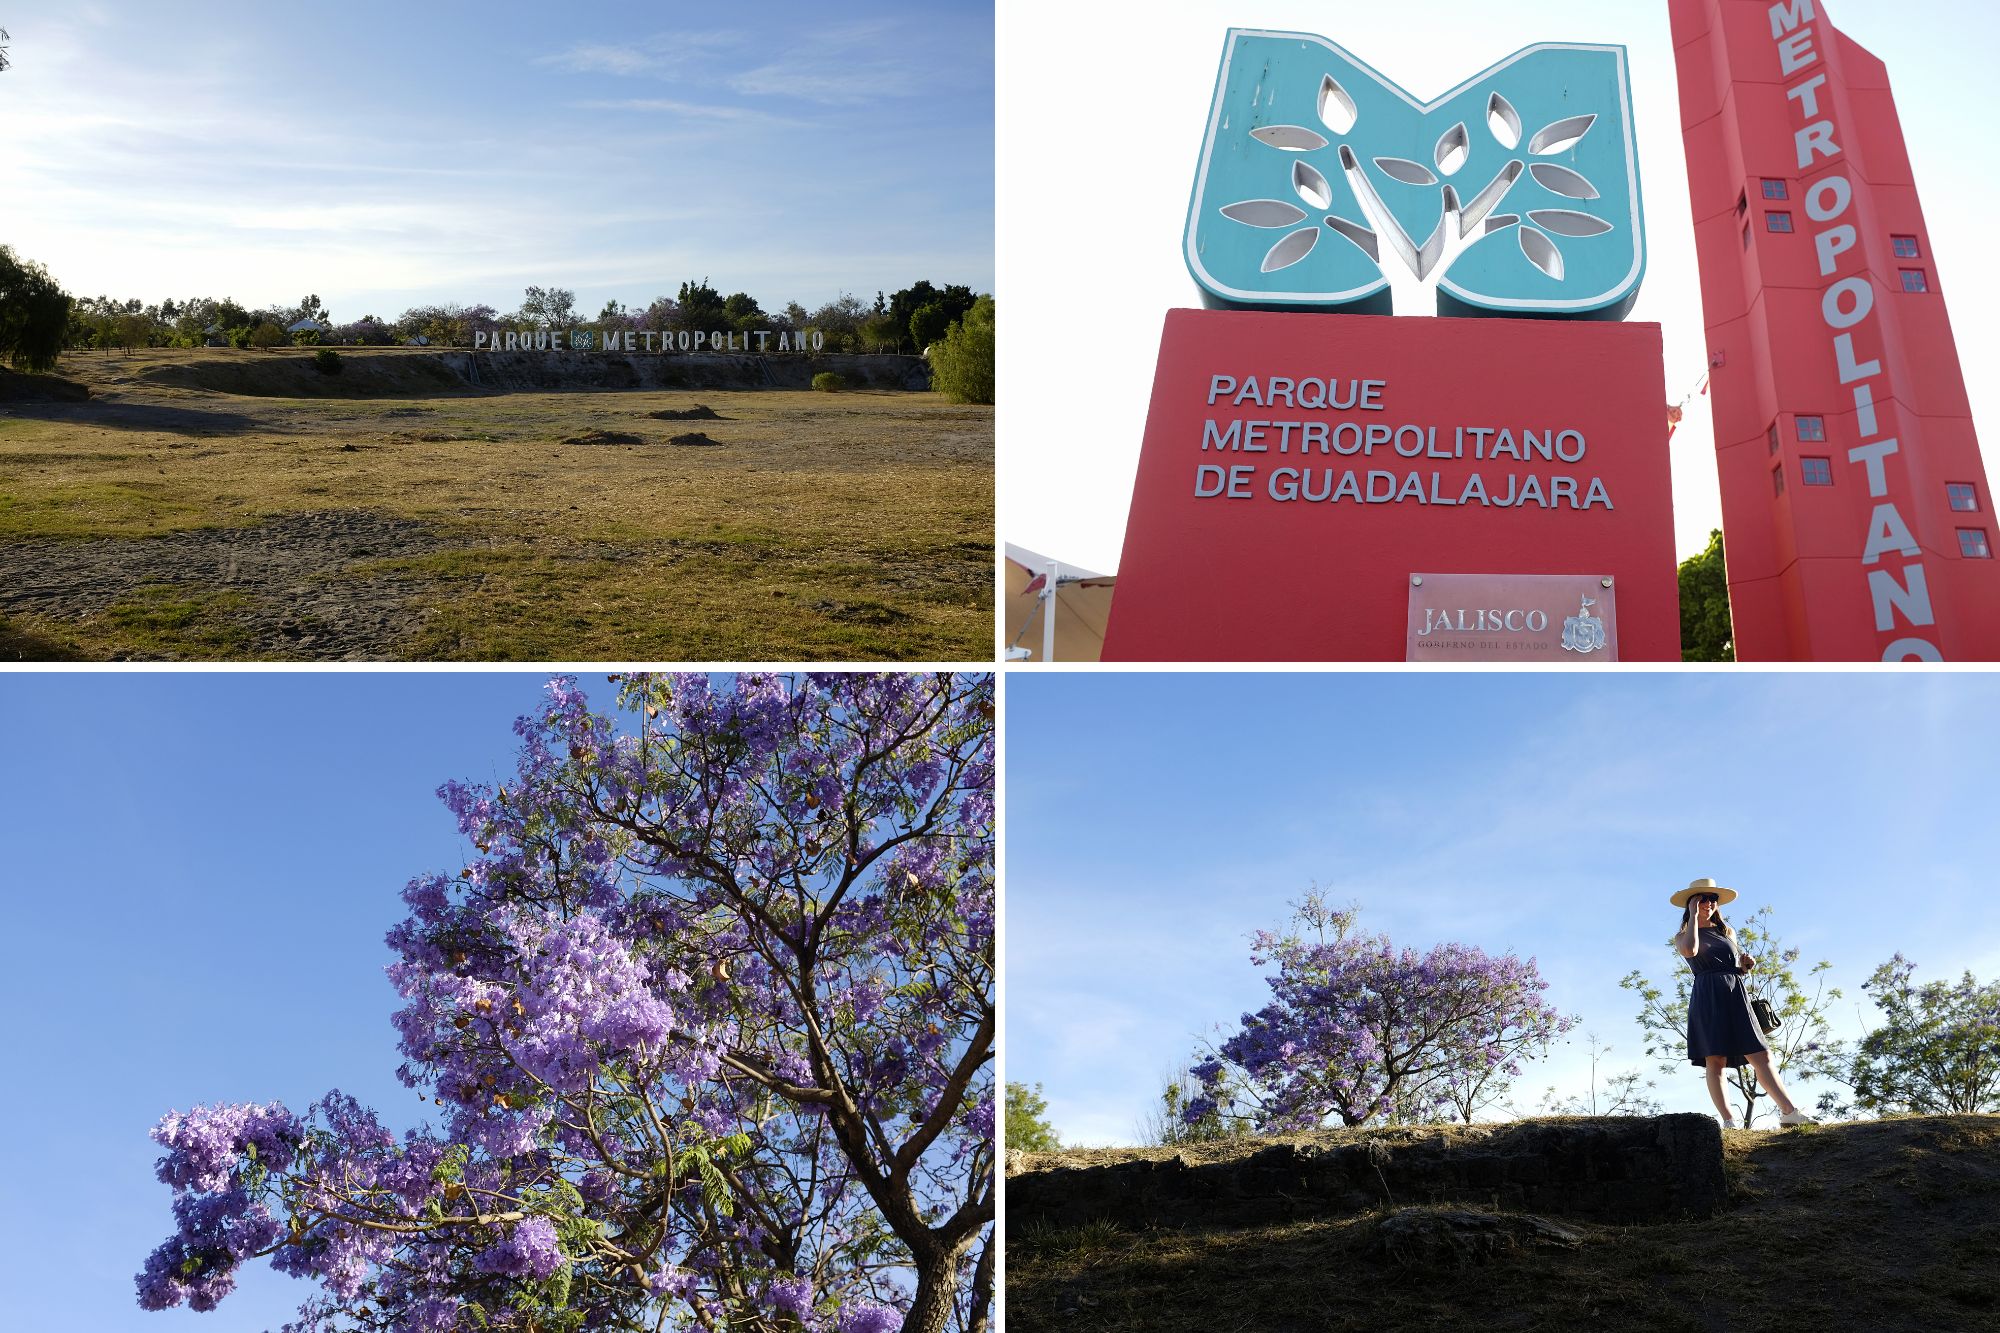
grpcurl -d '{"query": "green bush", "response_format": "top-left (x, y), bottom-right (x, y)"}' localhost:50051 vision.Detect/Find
top-left (314, 348), bottom-right (343, 376)
top-left (811, 372), bottom-right (846, 392)
top-left (929, 295), bottom-right (994, 405)
top-left (248, 322), bottom-right (286, 349)
top-left (228, 326), bottom-right (252, 349)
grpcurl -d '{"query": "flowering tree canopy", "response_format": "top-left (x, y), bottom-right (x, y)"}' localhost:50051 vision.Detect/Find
top-left (137, 672), bottom-right (996, 1333)
top-left (1187, 895), bottom-right (1574, 1132)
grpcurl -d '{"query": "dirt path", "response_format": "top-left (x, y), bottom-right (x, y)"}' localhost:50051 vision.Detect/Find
top-left (0, 510), bottom-right (445, 659)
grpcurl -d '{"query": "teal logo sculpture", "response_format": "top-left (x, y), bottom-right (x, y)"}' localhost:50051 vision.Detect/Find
top-left (1186, 31), bottom-right (1645, 319)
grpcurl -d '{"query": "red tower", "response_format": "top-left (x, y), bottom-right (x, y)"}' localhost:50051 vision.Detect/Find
top-left (1672, 0), bottom-right (2000, 660)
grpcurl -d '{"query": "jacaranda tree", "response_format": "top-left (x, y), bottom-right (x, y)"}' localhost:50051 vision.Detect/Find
top-left (136, 672), bottom-right (996, 1333)
top-left (1186, 895), bottom-right (1575, 1132)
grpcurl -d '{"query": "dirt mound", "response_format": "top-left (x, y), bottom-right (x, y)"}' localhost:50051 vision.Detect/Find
top-left (563, 429), bottom-right (648, 446)
top-left (131, 350), bottom-right (469, 399)
top-left (649, 404), bottom-right (723, 420)
top-left (0, 367), bottom-right (91, 402)
top-left (668, 432), bottom-right (723, 447)
top-left (1007, 1115), bottom-right (2000, 1333)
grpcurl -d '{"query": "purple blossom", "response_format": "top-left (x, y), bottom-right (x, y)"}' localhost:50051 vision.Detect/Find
top-left (475, 1216), bottom-right (565, 1279)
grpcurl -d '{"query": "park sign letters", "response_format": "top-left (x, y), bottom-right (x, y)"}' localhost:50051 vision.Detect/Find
top-left (474, 328), bottom-right (826, 353)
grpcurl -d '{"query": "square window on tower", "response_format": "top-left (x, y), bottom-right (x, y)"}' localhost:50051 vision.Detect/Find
top-left (1767, 212), bottom-right (1795, 233)
top-left (1773, 465), bottom-right (1786, 498)
top-left (1947, 483), bottom-right (1980, 512)
top-left (1762, 179), bottom-right (1789, 199)
top-left (1892, 235), bottom-right (1921, 258)
top-left (1801, 457), bottom-right (1833, 486)
top-left (1960, 529), bottom-right (1993, 559)
top-left (1902, 268), bottom-right (1930, 293)
top-left (1796, 416), bottom-right (1826, 442)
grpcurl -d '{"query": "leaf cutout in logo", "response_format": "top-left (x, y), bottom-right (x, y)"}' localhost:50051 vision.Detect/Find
top-left (1520, 227), bottom-right (1565, 281)
top-left (1528, 114), bottom-right (1596, 156)
top-left (1262, 228), bottom-right (1320, 273)
top-left (1319, 75), bottom-right (1357, 135)
top-left (1374, 156), bottom-right (1438, 186)
top-left (1324, 214), bottom-right (1380, 263)
top-left (1251, 124), bottom-right (1329, 152)
top-left (1293, 160), bottom-right (1333, 210)
top-left (1456, 159), bottom-right (1523, 237)
top-left (1434, 123), bottom-right (1469, 177)
top-left (1529, 209), bottom-right (1613, 237)
top-left (1221, 200), bottom-right (1309, 229)
top-left (1485, 214), bottom-right (1522, 235)
top-left (1530, 163), bottom-right (1600, 200)
top-left (1488, 92), bottom-right (1522, 150)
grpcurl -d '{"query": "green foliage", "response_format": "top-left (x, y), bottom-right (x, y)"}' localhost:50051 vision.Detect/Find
top-left (1005, 1081), bottom-right (1062, 1153)
top-left (909, 301), bottom-right (952, 351)
top-left (1678, 528), bottom-right (1734, 662)
top-left (722, 291), bottom-right (765, 333)
top-left (228, 326), bottom-right (252, 349)
top-left (0, 244), bottom-right (72, 372)
top-left (1839, 958), bottom-right (2000, 1115)
top-left (1619, 904), bottom-right (1841, 1125)
top-left (812, 372), bottom-right (846, 393)
top-left (248, 322), bottom-right (286, 348)
top-left (313, 348), bottom-right (342, 376)
top-left (929, 296), bottom-right (994, 405)
top-left (888, 281), bottom-right (977, 353)
top-left (677, 278), bottom-right (728, 331)
top-left (857, 314), bottom-right (901, 353)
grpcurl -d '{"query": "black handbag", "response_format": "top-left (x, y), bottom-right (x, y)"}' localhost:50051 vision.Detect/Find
top-left (1752, 997), bottom-right (1780, 1034)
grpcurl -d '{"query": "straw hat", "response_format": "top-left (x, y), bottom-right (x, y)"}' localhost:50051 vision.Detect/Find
top-left (1671, 876), bottom-right (1738, 908)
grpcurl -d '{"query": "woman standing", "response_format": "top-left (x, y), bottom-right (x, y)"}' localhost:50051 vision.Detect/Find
top-left (1672, 877), bottom-right (1815, 1128)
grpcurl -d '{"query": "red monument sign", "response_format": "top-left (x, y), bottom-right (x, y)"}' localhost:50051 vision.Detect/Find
top-left (1672, 0), bottom-right (2000, 659)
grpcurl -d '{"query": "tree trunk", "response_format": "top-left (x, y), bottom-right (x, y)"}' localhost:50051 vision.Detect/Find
top-left (964, 1229), bottom-right (995, 1333)
top-left (900, 1236), bottom-right (973, 1333)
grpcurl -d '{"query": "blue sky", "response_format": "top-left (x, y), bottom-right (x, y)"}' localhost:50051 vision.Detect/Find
top-left (0, 671), bottom-right (589, 1332)
top-left (1005, 670), bottom-right (2000, 1144)
top-left (0, 2), bottom-right (992, 320)
top-left (998, 0), bottom-right (2000, 565)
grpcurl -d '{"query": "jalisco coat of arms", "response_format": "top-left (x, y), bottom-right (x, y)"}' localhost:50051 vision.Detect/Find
top-left (1185, 31), bottom-right (1646, 319)
top-left (1561, 595), bottom-right (1609, 654)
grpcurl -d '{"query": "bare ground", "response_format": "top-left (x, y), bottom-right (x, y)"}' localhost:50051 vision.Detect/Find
top-left (0, 349), bottom-right (992, 661)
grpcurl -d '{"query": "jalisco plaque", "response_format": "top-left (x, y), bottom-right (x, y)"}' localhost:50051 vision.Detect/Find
top-left (1407, 573), bottom-right (1619, 661)
top-left (1099, 28), bottom-right (1676, 662)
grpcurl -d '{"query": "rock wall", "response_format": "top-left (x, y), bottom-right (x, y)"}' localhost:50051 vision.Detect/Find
top-left (1008, 1115), bottom-right (1726, 1229)
top-left (439, 351), bottom-right (930, 392)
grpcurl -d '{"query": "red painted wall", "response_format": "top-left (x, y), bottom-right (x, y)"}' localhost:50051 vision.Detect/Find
top-left (1100, 309), bottom-right (1677, 661)
top-left (1672, 0), bottom-right (2000, 660)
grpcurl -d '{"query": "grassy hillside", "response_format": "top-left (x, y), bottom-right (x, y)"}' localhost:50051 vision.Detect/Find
top-left (1007, 1116), bottom-right (2000, 1333)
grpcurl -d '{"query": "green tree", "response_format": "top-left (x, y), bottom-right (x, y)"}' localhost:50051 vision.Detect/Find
top-left (677, 278), bottom-right (729, 331)
top-left (889, 282), bottom-right (976, 354)
top-left (909, 301), bottom-right (952, 351)
top-left (722, 291), bottom-right (765, 333)
top-left (0, 244), bottom-right (73, 372)
top-left (1619, 903), bottom-right (1840, 1125)
top-left (519, 285), bottom-right (576, 329)
top-left (858, 313), bottom-right (901, 353)
top-left (1679, 528), bottom-right (1735, 662)
top-left (1837, 956), bottom-right (2000, 1115)
top-left (248, 321), bottom-right (286, 348)
top-left (1005, 1082), bottom-right (1062, 1153)
top-left (930, 296), bottom-right (994, 405)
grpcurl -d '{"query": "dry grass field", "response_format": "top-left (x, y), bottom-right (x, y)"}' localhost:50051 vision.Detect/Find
top-left (1008, 1116), bottom-right (2000, 1333)
top-left (0, 349), bottom-right (991, 661)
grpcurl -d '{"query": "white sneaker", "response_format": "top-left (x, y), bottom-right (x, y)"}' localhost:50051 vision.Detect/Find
top-left (1719, 1117), bottom-right (1737, 1129)
top-left (1778, 1108), bottom-right (1817, 1126)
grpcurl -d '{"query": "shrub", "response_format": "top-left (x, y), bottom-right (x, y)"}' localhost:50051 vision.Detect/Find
top-left (314, 348), bottom-right (343, 376)
top-left (930, 295), bottom-right (994, 405)
top-left (248, 322), bottom-right (286, 349)
top-left (228, 326), bottom-right (252, 349)
top-left (812, 371), bottom-right (846, 392)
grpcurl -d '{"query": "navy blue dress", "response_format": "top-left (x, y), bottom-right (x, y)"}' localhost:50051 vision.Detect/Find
top-left (1686, 927), bottom-right (1769, 1067)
